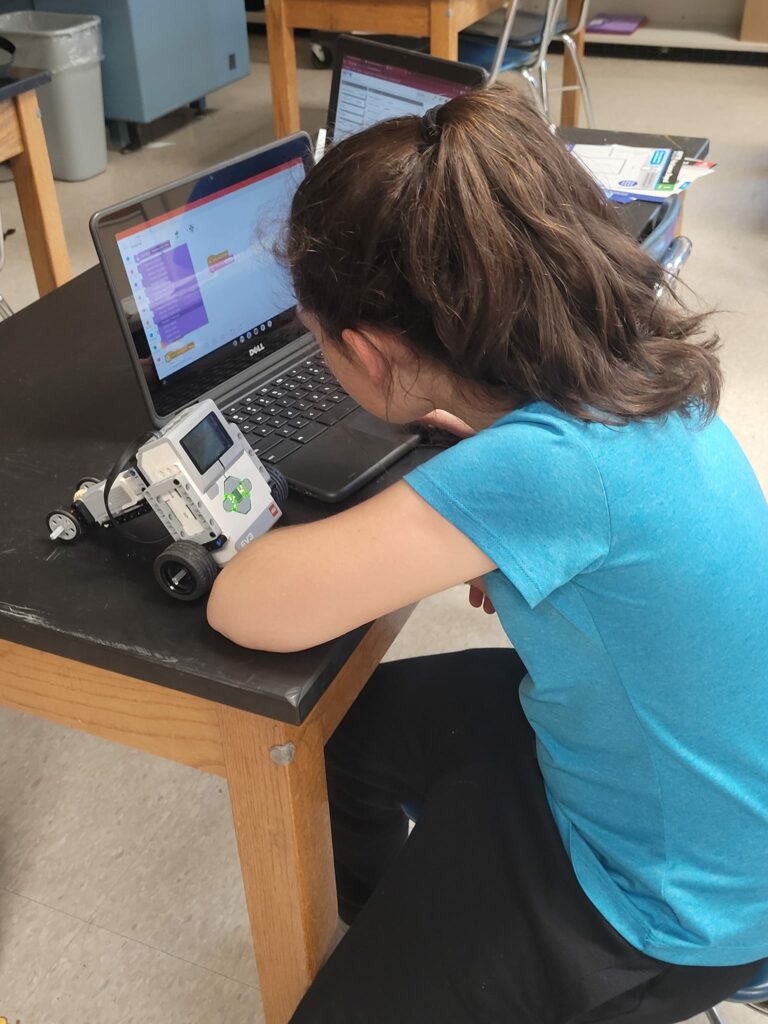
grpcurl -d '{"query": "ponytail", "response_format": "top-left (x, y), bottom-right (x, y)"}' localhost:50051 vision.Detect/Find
top-left (285, 85), bottom-right (720, 424)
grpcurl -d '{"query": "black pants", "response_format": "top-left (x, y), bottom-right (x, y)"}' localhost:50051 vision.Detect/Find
top-left (290, 649), bottom-right (760, 1023)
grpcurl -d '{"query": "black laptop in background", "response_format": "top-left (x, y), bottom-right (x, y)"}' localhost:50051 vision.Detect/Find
top-left (326, 35), bottom-right (487, 144)
top-left (91, 43), bottom-right (487, 502)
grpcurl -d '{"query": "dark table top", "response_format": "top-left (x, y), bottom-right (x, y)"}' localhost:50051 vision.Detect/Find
top-left (0, 67), bottom-right (51, 103)
top-left (558, 128), bottom-right (710, 243)
top-left (0, 267), bottom-right (433, 724)
top-left (0, 127), bottom-right (710, 725)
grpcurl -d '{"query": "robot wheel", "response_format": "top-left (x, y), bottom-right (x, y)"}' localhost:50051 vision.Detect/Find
top-left (267, 467), bottom-right (290, 508)
top-left (47, 508), bottom-right (84, 543)
top-left (153, 541), bottom-right (219, 601)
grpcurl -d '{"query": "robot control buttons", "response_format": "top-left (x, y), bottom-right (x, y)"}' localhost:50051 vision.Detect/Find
top-left (222, 477), bottom-right (252, 515)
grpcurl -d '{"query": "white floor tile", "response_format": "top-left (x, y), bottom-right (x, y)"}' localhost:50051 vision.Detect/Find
top-left (20, 922), bottom-right (263, 1024)
top-left (89, 770), bottom-right (259, 988)
top-left (0, 889), bottom-right (86, 1007)
top-left (0, 706), bottom-right (199, 921)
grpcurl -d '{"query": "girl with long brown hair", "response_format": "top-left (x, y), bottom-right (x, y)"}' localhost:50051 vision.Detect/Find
top-left (208, 85), bottom-right (768, 1023)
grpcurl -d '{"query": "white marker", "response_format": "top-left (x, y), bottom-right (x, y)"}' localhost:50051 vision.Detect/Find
top-left (314, 127), bottom-right (327, 162)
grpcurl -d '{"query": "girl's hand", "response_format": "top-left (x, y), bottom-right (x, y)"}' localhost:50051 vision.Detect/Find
top-left (467, 576), bottom-right (496, 615)
top-left (419, 410), bottom-right (476, 439)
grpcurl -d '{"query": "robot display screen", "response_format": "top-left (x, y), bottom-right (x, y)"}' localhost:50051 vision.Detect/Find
top-left (180, 412), bottom-right (234, 475)
top-left (114, 153), bottom-right (304, 384)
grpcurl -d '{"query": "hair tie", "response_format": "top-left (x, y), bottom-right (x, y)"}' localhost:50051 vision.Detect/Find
top-left (420, 105), bottom-right (443, 147)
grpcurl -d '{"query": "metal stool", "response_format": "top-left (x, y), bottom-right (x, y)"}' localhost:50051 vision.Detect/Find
top-left (706, 959), bottom-right (768, 1024)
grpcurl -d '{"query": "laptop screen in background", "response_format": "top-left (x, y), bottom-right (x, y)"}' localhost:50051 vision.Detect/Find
top-left (333, 54), bottom-right (473, 142)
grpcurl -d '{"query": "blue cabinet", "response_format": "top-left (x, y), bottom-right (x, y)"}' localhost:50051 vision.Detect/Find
top-left (36, 0), bottom-right (249, 124)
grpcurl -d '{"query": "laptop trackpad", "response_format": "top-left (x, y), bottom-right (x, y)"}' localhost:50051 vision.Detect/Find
top-left (280, 409), bottom-right (416, 501)
top-left (344, 407), bottom-right (409, 439)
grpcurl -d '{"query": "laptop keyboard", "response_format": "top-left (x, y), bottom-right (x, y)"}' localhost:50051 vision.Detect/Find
top-left (223, 353), bottom-right (359, 465)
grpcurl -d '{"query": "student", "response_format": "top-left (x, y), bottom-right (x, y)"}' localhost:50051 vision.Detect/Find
top-left (207, 85), bottom-right (768, 1023)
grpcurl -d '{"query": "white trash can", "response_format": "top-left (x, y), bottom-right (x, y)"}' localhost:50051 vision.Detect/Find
top-left (0, 11), bottom-right (106, 181)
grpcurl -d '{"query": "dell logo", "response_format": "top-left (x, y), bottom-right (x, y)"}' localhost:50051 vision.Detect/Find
top-left (249, 342), bottom-right (265, 357)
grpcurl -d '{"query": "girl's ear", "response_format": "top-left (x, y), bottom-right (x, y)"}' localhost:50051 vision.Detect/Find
top-left (340, 328), bottom-right (391, 387)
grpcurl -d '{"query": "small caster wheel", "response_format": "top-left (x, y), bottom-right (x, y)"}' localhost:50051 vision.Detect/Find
top-left (76, 476), bottom-right (100, 491)
top-left (47, 508), bottom-right (83, 543)
top-left (153, 541), bottom-right (218, 601)
top-left (267, 467), bottom-right (289, 508)
top-left (310, 43), bottom-right (332, 69)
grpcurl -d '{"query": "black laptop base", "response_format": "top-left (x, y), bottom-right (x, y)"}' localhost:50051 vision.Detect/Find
top-left (222, 350), bottom-right (418, 503)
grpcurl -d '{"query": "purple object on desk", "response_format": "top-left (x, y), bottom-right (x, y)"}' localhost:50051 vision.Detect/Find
top-left (587, 14), bottom-right (647, 34)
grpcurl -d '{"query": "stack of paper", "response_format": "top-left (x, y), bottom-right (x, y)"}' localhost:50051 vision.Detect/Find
top-left (568, 143), bottom-right (716, 203)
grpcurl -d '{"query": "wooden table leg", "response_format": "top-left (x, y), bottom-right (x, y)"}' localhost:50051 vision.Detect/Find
top-left (267, 0), bottom-right (301, 139)
top-left (9, 89), bottom-right (71, 296)
top-left (560, 0), bottom-right (584, 127)
top-left (430, 0), bottom-right (459, 60)
top-left (219, 705), bottom-right (337, 1023)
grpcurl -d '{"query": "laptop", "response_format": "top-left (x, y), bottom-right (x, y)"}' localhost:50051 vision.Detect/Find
top-left (326, 35), bottom-right (487, 145)
top-left (91, 44), bottom-right (486, 503)
top-left (91, 135), bottom-right (415, 502)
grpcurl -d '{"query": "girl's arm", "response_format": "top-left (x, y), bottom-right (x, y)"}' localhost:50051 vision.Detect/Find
top-left (206, 480), bottom-right (494, 652)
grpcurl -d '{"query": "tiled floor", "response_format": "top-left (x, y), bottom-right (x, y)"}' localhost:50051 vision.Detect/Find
top-left (0, 30), bottom-right (766, 1024)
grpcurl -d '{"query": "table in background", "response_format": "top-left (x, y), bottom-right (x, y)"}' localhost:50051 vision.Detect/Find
top-left (560, 127), bottom-right (709, 240)
top-left (266, 0), bottom-right (589, 138)
top-left (562, 0), bottom-right (585, 125)
top-left (0, 68), bottom-right (71, 296)
top-left (266, 0), bottom-right (497, 137)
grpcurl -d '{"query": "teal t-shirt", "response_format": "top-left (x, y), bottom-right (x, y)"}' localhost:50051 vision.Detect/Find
top-left (405, 402), bottom-right (768, 967)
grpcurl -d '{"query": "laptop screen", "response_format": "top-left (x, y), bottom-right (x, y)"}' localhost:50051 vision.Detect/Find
top-left (115, 161), bottom-right (299, 384)
top-left (333, 53), bottom-right (474, 143)
top-left (326, 38), bottom-right (487, 145)
top-left (92, 135), bottom-right (313, 421)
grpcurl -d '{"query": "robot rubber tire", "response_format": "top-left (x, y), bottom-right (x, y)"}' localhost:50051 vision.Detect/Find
top-left (76, 477), bottom-right (100, 491)
top-left (267, 467), bottom-right (289, 508)
top-left (153, 541), bottom-right (219, 601)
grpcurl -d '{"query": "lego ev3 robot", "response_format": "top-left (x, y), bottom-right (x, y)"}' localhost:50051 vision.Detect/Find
top-left (46, 400), bottom-right (289, 601)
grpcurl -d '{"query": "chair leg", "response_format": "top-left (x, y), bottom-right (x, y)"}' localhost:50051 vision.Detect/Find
top-left (560, 31), bottom-right (596, 127)
top-left (521, 68), bottom-right (546, 114)
top-left (487, 0), bottom-right (522, 86)
top-left (706, 1006), bottom-right (727, 1024)
top-left (539, 58), bottom-right (551, 119)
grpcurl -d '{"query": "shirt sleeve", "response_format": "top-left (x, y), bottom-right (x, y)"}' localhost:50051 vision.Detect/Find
top-left (404, 413), bottom-right (611, 608)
